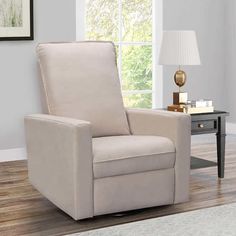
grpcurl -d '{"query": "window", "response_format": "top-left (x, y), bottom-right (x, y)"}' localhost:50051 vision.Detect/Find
top-left (76, 0), bottom-right (163, 108)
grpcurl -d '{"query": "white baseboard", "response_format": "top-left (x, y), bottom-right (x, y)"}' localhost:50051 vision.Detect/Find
top-left (0, 148), bottom-right (26, 163)
top-left (226, 122), bottom-right (236, 135)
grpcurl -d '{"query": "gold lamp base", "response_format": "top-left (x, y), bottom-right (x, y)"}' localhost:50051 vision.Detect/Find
top-left (173, 69), bottom-right (188, 105)
top-left (168, 68), bottom-right (188, 111)
top-left (173, 92), bottom-right (188, 105)
top-left (174, 70), bottom-right (186, 89)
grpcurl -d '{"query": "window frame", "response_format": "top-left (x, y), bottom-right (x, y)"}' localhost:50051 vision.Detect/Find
top-left (76, 0), bottom-right (163, 108)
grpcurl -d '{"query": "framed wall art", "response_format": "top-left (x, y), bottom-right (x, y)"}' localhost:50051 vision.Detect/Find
top-left (0, 0), bottom-right (33, 41)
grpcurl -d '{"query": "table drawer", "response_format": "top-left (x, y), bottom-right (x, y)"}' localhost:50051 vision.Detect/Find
top-left (192, 119), bottom-right (217, 133)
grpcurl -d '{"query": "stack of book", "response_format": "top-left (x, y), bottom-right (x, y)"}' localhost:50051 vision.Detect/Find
top-left (168, 99), bottom-right (214, 114)
top-left (185, 99), bottom-right (214, 114)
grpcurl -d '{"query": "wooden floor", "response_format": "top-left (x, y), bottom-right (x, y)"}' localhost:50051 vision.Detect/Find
top-left (1, 136), bottom-right (236, 236)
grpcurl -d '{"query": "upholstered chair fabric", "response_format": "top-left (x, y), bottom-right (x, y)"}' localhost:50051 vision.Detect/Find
top-left (37, 42), bottom-right (130, 137)
top-left (93, 135), bottom-right (175, 178)
top-left (25, 41), bottom-right (191, 220)
top-left (25, 114), bottom-right (94, 219)
top-left (126, 108), bottom-right (191, 203)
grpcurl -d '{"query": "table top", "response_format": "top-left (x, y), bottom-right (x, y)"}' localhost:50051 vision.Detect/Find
top-left (190, 110), bottom-right (229, 116)
top-left (159, 109), bottom-right (229, 116)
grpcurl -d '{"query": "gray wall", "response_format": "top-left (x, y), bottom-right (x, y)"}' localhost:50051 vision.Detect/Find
top-left (0, 0), bottom-right (76, 149)
top-left (225, 0), bottom-right (236, 123)
top-left (0, 0), bottom-right (231, 150)
top-left (163, 0), bottom-right (225, 109)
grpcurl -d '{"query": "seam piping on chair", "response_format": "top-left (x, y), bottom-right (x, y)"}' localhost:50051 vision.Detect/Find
top-left (93, 151), bottom-right (176, 164)
top-left (93, 167), bottom-right (175, 180)
top-left (38, 40), bottom-right (115, 46)
top-left (37, 59), bottom-right (51, 114)
top-left (91, 147), bottom-right (95, 217)
top-left (173, 168), bottom-right (176, 203)
top-left (73, 129), bottom-right (78, 219)
top-left (26, 116), bottom-right (90, 128)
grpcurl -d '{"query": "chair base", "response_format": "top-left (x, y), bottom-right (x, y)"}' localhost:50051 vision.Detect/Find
top-left (94, 168), bottom-right (175, 216)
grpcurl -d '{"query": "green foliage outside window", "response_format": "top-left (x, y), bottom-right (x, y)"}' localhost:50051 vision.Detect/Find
top-left (122, 0), bottom-right (152, 42)
top-left (122, 46), bottom-right (152, 108)
top-left (86, 0), bottom-right (152, 108)
top-left (123, 93), bottom-right (152, 108)
top-left (86, 0), bottom-right (118, 41)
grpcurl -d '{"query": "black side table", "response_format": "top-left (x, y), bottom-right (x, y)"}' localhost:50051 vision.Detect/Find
top-left (191, 110), bottom-right (229, 178)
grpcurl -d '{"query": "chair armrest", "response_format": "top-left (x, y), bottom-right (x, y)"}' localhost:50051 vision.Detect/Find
top-left (25, 114), bottom-right (93, 220)
top-left (126, 108), bottom-right (191, 203)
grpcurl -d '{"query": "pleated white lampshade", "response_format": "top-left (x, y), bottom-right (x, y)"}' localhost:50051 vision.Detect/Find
top-left (159, 31), bottom-right (201, 65)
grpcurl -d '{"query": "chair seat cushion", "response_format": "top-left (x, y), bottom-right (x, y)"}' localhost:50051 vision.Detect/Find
top-left (93, 135), bottom-right (176, 178)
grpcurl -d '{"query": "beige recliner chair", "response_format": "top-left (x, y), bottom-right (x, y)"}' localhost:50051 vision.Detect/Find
top-left (25, 41), bottom-right (191, 220)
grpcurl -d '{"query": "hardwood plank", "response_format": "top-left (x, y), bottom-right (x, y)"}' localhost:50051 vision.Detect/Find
top-left (1, 136), bottom-right (236, 236)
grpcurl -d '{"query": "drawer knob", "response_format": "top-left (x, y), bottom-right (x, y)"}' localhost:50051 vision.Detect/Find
top-left (198, 124), bottom-right (204, 128)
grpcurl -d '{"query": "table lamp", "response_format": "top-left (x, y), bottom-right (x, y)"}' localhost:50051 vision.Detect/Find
top-left (159, 31), bottom-right (201, 106)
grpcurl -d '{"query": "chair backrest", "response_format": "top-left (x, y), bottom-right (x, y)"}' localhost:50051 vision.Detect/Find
top-left (37, 41), bottom-right (130, 137)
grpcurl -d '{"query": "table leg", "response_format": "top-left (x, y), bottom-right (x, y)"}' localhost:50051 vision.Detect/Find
top-left (216, 116), bottom-right (226, 178)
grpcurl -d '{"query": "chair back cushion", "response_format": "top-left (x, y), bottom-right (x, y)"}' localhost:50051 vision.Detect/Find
top-left (37, 41), bottom-right (130, 137)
